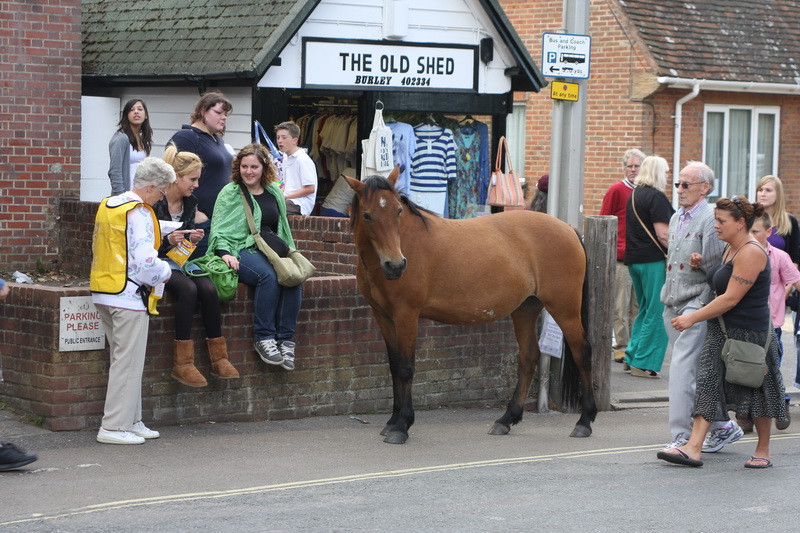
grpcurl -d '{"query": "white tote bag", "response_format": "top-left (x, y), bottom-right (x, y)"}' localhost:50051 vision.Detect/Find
top-left (361, 104), bottom-right (394, 178)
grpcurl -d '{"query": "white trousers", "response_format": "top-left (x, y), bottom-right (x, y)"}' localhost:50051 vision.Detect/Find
top-left (96, 305), bottom-right (149, 431)
top-left (663, 305), bottom-right (728, 440)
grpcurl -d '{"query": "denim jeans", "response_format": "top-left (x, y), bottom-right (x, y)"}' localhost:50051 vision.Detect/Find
top-left (236, 248), bottom-right (302, 342)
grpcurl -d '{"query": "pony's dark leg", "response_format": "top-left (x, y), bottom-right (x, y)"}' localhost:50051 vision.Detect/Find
top-left (372, 313), bottom-right (402, 437)
top-left (490, 297), bottom-right (544, 436)
top-left (380, 312), bottom-right (419, 444)
top-left (569, 339), bottom-right (597, 438)
top-left (552, 311), bottom-right (597, 438)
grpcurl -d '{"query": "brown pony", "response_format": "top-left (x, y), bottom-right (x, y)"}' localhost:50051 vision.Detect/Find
top-left (344, 169), bottom-right (596, 444)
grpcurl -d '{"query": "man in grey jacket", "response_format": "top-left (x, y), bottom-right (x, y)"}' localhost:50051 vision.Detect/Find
top-left (661, 161), bottom-right (743, 451)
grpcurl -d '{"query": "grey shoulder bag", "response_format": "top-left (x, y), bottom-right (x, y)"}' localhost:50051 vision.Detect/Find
top-left (718, 315), bottom-right (770, 388)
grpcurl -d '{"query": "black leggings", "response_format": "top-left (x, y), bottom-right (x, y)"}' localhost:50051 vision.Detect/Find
top-left (165, 270), bottom-right (222, 340)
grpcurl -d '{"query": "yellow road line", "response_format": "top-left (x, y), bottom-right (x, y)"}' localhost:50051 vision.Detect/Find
top-left (4, 433), bottom-right (799, 526)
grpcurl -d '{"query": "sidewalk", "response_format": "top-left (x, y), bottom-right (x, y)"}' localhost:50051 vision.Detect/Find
top-left (610, 316), bottom-right (800, 409)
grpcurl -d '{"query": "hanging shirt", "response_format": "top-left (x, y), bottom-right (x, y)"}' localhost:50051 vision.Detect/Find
top-left (449, 123), bottom-right (482, 218)
top-left (410, 125), bottom-right (457, 194)
top-left (387, 121), bottom-right (415, 196)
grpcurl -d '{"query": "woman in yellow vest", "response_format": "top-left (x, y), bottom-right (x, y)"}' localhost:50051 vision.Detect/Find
top-left (90, 157), bottom-right (174, 445)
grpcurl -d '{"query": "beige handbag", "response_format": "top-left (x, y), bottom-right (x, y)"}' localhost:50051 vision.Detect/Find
top-left (239, 188), bottom-right (315, 287)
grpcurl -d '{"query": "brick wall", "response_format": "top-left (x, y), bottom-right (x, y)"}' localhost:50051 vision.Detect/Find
top-left (0, 279), bottom-right (519, 431)
top-left (58, 200), bottom-right (358, 277)
top-left (2, 207), bottom-right (521, 431)
top-left (0, 0), bottom-right (82, 270)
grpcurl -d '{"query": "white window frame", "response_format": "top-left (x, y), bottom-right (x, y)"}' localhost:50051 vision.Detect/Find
top-left (506, 101), bottom-right (527, 182)
top-left (702, 104), bottom-right (780, 200)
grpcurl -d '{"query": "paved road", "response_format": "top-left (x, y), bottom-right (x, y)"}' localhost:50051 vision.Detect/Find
top-left (2, 402), bottom-right (800, 531)
top-left (1, 320), bottom-right (798, 531)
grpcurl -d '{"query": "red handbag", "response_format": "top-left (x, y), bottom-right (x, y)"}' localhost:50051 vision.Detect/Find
top-left (487, 136), bottom-right (525, 207)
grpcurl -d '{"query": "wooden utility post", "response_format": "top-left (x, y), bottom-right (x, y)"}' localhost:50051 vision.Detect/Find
top-left (583, 216), bottom-right (616, 410)
top-left (547, 216), bottom-right (615, 413)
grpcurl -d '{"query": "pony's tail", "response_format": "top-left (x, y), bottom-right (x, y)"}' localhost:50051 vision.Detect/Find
top-left (560, 230), bottom-right (591, 410)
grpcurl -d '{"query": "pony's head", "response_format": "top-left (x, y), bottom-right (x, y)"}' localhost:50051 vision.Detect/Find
top-left (345, 167), bottom-right (408, 280)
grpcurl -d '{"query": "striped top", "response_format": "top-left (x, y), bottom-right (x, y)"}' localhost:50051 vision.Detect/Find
top-left (410, 125), bottom-right (457, 193)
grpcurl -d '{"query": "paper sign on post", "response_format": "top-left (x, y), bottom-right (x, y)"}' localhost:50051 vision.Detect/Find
top-left (538, 311), bottom-right (564, 358)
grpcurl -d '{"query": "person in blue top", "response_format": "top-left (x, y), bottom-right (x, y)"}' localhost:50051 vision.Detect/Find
top-left (168, 92), bottom-right (234, 257)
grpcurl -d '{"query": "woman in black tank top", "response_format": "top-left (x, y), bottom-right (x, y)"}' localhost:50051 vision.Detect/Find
top-left (657, 195), bottom-right (787, 469)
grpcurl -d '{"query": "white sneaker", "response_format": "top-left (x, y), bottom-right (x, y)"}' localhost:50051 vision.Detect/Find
top-left (130, 421), bottom-right (160, 439)
top-left (664, 433), bottom-right (689, 449)
top-left (97, 428), bottom-right (145, 445)
top-left (701, 422), bottom-right (744, 453)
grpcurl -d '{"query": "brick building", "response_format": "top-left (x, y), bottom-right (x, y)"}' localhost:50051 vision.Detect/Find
top-left (501, 0), bottom-right (800, 215)
top-left (0, 0), bottom-right (82, 271)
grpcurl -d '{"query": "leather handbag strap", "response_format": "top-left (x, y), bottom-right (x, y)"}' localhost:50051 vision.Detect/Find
top-left (494, 135), bottom-right (505, 171)
top-left (239, 187), bottom-right (259, 237)
top-left (493, 136), bottom-right (516, 174)
top-left (717, 314), bottom-right (772, 351)
top-left (631, 188), bottom-right (667, 259)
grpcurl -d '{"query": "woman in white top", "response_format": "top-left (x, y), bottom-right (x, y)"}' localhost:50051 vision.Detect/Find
top-left (108, 98), bottom-right (153, 195)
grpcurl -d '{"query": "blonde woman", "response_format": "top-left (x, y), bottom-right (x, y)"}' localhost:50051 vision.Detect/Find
top-left (623, 155), bottom-right (675, 378)
top-left (756, 175), bottom-right (799, 266)
top-left (155, 145), bottom-right (239, 387)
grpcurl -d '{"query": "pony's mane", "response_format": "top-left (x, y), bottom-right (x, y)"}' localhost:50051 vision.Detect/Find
top-left (350, 175), bottom-right (430, 226)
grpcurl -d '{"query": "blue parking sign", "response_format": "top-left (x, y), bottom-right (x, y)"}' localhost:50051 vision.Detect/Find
top-left (547, 51), bottom-right (557, 63)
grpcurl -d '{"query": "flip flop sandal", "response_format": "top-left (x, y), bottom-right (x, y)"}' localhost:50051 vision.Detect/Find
top-left (657, 448), bottom-right (703, 467)
top-left (744, 456), bottom-right (773, 469)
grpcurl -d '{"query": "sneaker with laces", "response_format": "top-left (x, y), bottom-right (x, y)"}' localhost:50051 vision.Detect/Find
top-left (279, 341), bottom-right (296, 371)
top-left (130, 421), bottom-right (160, 439)
top-left (254, 338), bottom-right (283, 365)
top-left (0, 442), bottom-right (38, 471)
top-left (701, 422), bottom-right (744, 453)
top-left (96, 428), bottom-right (145, 445)
top-left (664, 433), bottom-right (689, 449)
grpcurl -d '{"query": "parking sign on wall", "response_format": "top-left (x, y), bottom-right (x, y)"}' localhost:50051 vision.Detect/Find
top-left (541, 32), bottom-right (591, 79)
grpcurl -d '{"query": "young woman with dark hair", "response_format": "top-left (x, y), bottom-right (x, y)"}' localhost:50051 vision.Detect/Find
top-left (108, 98), bottom-right (154, 195)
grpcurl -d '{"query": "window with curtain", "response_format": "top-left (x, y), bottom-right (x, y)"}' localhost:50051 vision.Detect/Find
top-left (506, 102), bottom-right (527, 182)
top-left (703, 105), bottom-right (779, 201)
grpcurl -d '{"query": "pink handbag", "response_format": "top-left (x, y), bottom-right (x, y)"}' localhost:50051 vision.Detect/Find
top-left (487, 136), bottom-right (524, 207)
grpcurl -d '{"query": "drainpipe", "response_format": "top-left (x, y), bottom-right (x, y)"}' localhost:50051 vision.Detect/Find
top-left (671, 83), bottom-right (700, 207)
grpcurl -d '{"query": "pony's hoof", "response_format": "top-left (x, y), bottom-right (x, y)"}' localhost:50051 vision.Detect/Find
top-left (383, 431), bottom-right (408, 444)
top-left (488, 422), bottom-right (510, 435)
top-left (569, 425), bottom-right (592, 438)
top-left (380, 424), bottom-right (391, 436)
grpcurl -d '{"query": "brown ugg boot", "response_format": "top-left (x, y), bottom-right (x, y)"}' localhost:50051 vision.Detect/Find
top-left (207, 337), bottom-right (239, 379)
top-left (171, 340), bottom-right (208, 387)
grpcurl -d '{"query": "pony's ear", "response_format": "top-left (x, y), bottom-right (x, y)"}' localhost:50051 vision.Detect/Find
top-left (343, 174), bottom-right (364, 194)
top-left (387, 165), bottom-right (400, 187)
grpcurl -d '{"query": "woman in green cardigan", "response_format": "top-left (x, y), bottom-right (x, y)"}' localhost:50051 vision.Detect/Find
top-left (209, 143), bottom-right (302, 371)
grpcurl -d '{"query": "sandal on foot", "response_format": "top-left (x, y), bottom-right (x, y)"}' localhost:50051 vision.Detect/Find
top-left (631, 367), bottom-right (660, 379)
top-left (657, 448), bottom-right (703, 467)
top-left (744, 456), bottom-right (772, 469)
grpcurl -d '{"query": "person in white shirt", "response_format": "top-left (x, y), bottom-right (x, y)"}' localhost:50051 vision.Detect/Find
top-left (275, 121), bottom-right (317, 216)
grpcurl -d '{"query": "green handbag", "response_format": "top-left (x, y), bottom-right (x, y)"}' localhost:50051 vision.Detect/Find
top-left (185, 253), bottom-right (238, 302)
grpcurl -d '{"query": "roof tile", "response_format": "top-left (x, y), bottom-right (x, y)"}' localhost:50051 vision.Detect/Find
top-left (618, 0), bottom-right (800, 83)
